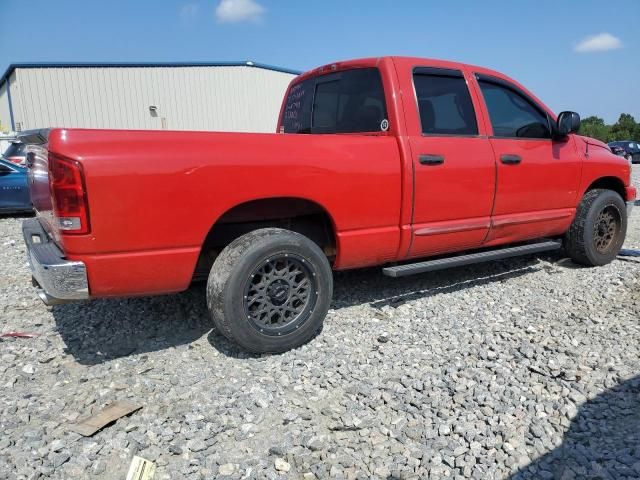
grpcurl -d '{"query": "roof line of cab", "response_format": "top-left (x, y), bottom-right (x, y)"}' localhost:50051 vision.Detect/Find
top-left (294, 55), bottom-right (508, 83)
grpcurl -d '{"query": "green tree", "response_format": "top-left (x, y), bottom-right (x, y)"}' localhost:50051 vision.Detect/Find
top-left (579, 113), bottom-right (640, 142)
top-left (608, 113), bottom-right (638, 142)
top-left (579, 116), bottom-right (610, 142)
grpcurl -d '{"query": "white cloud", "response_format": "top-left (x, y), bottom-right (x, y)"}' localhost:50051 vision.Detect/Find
top-left (180, 3), bottom-right (200, 20)
top-left (215, 0), bottom-right (265, 23)
top-left (574, 33), bottom-right (623, 53)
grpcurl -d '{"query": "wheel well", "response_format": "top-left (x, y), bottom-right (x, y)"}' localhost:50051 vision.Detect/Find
top-left (193, 198), bottom-right (336, 281)
top-left (586, 177), bottom-right (627, 201)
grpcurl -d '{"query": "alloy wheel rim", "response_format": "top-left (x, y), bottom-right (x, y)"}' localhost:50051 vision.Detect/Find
top-left (243, 254), bottom-right (317, 336)
top-left (593, 205), bottom-right (621, 254)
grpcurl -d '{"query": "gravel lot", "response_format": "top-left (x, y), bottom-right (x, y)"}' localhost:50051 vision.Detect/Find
top-left (1, 167), bottom-right (640, 480)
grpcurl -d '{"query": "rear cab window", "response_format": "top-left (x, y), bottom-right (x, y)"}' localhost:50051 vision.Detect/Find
top-left (282, 68), bottom-right (388, 134)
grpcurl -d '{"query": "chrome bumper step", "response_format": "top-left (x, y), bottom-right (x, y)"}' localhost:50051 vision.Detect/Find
top-left (22, 218), bottom-right (89, 305)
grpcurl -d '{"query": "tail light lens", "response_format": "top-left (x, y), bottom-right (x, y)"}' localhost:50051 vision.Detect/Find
top-left (49, 154), bottom-right (90, 234)
top-left (6, 156), bottom-right (24, 165)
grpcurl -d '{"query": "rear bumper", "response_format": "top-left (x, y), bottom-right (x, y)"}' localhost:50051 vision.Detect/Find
top-left (22, 218), bottom-right (89, 305)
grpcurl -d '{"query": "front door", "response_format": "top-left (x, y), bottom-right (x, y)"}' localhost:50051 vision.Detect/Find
top-left (474, 74), bottom-right (582, 244)
top-left (407, 67), bottom-right (496, 258)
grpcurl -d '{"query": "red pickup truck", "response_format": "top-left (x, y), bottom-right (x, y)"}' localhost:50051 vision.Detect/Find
top-left (21, 56), bottom-right (636, 353)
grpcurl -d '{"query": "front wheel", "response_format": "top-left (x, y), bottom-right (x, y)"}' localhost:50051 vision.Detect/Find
top-left (564, 189), bottom-right (627, 266)
top-left (207, 228), bottom-right (333, 353)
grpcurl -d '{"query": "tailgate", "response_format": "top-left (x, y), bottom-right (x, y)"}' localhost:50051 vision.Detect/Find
top-left (19, 129), bottom-right (59, 242)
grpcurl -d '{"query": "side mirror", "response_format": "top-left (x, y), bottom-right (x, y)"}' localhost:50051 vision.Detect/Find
top-left (556, 111), bottom-right (581, 137)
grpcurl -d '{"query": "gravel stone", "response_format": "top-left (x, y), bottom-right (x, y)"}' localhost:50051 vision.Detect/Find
top-left (188, 439), bottom-right (207, 452)
top-left (218, 463), bottom-right (236, 475)
top-left (0, 166), bottom-right (639, 479)
top-left (168, 444), bottom-right (182, 455)
top-left (274, 457), bottom-right (291, 472)
top-left (21, 364), bottom-right (34, 374)
top-left (91, 460), bottom-right (106, 475)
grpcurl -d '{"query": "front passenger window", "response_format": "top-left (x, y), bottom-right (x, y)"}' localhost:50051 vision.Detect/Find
top-left (478, 80), bottom-right (551, 139)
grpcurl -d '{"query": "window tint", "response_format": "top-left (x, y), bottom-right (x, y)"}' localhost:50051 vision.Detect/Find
top-left (282, 78), bottom-right (314, 133)
top-left (312, 80), bottom-right (341, 130)
top-left (478, 80), bottom-right (551, 139)
top-left (413, 73), bottom-right (478, 136)
top-left (282, 68), bottom-right (387, 134)
top-left (3, 143), bottom-right (26, 157)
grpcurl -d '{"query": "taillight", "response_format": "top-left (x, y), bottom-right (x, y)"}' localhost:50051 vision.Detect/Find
top-left (49, 154), bottom-right (90, 234)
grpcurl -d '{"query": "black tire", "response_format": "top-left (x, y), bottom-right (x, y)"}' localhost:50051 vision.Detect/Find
top-left (564, 189), bottom-right (627, 266)
top-left (206, 228), bottom-right (333, 353)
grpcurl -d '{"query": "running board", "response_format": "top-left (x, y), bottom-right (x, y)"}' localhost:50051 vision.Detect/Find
top-left (382, 240), bottom-right (562, 278)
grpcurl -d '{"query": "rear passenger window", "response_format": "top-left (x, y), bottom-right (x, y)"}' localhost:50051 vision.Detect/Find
top-left (413, 70), bottom-right (478, 136)
top-left (478, 79), bottom-right (551, 139)
top-left (282, 68), bottom-right (387, 134)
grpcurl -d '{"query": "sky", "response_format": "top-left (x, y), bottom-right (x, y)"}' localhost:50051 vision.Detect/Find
top-left (0, 0), bottom-right (638, 124)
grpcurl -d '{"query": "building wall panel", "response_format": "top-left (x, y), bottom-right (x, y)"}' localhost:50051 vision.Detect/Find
top-left (0, 81), bottom-right (10, 132)
top-left (7, 72), bottom-right (25, 132)
top-left (8, 65), bottom-right (295, 132)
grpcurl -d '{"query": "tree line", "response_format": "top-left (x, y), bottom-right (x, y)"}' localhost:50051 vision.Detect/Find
top-left (579, 114), bottom-right (640, 143)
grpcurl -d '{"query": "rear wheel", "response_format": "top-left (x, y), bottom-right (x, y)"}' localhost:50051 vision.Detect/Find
top-left (564, 189), bottom-right (627, 266)
top-left (207, 228), bottom-right (333, 353)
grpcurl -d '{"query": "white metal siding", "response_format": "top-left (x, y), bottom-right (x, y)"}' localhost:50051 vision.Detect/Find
top-left (0, 72), bottom-right (16, 133)
top-left (8, 66), bottom-right (295, 132)
top-left (0, 81), bottom-right (9, 132)
top-left (8, 71), bottom-right (26, 132)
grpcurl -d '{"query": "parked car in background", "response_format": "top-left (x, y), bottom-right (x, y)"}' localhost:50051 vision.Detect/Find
top-left (0, 158), bottom-right (31, 213)
top-left (608, 141), bottom-right (640, 164)
top-left (609, 143), bottom-right (626, 157)
top-left (19, 56), bottom-right (636, 353)
top-left (2, 142), bottom-right (27, 166)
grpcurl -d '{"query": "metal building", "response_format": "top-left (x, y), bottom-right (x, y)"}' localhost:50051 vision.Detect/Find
top-left (0, 61), bottom-right (299, 134)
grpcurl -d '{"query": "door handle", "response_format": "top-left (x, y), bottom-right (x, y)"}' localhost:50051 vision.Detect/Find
top-left (500, 154), bottom-right (522, 165)
top-left (419, 154), bottom-right (445, 166)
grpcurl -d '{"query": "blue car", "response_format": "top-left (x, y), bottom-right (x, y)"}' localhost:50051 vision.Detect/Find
top-left (0, 158), bottom-right (32, 213)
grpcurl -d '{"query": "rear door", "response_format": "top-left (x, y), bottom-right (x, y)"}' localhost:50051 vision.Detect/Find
top-left (474, 74), bottom-right (581, 244)
top-left (407, 67), bottom-right (496, 258)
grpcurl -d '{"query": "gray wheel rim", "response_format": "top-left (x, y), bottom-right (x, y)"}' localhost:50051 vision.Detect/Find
top-left (243, 254), bottom-right (318, 336)
top-left (593, 204), bottom-right (621, 254)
